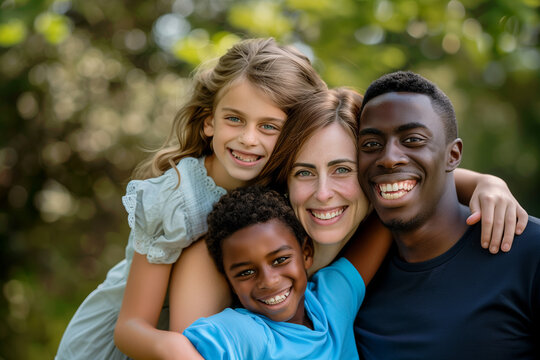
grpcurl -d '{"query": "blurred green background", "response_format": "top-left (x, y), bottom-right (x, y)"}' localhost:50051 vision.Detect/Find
top-left (1, 0), bottom-right (538, 358)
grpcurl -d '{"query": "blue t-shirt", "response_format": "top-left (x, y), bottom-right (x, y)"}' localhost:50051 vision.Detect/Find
top-left (355, 217), bottom-right (540, 360)
top-left (184, 258), bottom-right (365, 360)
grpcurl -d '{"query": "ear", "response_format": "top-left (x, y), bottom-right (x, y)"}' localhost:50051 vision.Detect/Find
top-left (203, 116), bottom-right (215, 137)
top-left (302, 237), bottom-right (314, 270)
top-left (446, 138), bottom-right (463, 172)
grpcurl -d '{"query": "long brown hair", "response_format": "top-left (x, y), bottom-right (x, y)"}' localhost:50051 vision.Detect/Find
top-left (132, 37), bottom-right (327, 180)
top-left (257, 87), bottom-right (363, 193)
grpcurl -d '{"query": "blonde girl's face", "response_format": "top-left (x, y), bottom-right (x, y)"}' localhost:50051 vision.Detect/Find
top-left (204, 80), bottom-right (286, 190)
top-left (287, 123), bottom-right (370, 246)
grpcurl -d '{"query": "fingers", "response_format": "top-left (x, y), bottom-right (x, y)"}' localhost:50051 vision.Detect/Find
top-left (515, 205), bottom-right (528, 235)
top-left (488, 202), bottom-right (509, 254)
top-left (481, 201), bottom-right (524, 254)
top-left (499, 206), bottom-right (517, 253)
top-left (467, 196), bottom-right (482, 226)
top-left (466, 212), bottom-right (481, 226)
top-left (477, 196), bottom-right (495, 251)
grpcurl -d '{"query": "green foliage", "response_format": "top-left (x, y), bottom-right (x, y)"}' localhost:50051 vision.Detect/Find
top-left (0, 0), bottom-right (538, 358)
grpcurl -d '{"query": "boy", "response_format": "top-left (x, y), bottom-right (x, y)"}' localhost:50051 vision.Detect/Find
top-left (179, 186), bottom-right (390, 359)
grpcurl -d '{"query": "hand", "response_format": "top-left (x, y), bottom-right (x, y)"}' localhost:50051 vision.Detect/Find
top-left (466, 175), bottom-right (528, 254)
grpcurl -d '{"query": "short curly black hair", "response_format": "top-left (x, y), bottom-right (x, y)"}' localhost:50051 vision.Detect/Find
top-left (206, 186), bottom-right (307, 274)
top-left (360, 71), bottom-right (457, 143)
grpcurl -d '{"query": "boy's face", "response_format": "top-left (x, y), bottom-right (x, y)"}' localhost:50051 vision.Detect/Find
top-left (222, 219), bottom-right (313, 325)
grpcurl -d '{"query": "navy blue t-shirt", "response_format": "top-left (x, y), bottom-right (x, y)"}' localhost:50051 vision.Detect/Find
top-left (355, 217), bottom-right (540, 360)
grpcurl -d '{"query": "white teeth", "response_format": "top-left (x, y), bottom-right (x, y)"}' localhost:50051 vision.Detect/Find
top-left (378, 180), bottom-right (416, 200)
top-left (311, 208), bottom-right (344, 220)
top-left (381, 190), bottom-right (408, 200)
top-left (231, 151), bottom-right (259, 163)
top-left (261, 290), bottom-right (290, 305)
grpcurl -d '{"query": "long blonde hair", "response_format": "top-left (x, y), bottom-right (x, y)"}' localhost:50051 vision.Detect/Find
top-left (132, 37), bottom-right (327, 180)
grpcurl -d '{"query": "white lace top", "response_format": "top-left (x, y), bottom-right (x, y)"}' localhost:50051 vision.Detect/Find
top-left (55, 157), bottom-right (227, 360)
top-left (122, 156), bottom-right (226, 264)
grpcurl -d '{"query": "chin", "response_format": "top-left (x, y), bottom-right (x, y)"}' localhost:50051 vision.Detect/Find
top-left (383, 216), bottom-right (425, 232)
top-left (311, 232), bottom-right (349, 246)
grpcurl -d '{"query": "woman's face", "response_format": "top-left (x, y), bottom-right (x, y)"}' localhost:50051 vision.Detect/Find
top-left (287, 122), bottom-right (370, 245)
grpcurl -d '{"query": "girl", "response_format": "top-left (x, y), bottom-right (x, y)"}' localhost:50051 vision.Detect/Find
top-left (55, 37), bottom-right (327, 360)
top-left (167, 86), bottom-right (528, 339)
top-left (57, 37), bottom-right (525, 360)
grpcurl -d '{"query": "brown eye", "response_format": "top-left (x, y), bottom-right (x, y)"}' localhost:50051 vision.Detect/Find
top-left (236, 269), bottom-right (255, 278)
top-left (273, 256), bottom-right (290, 265)
top-left (360, 140), bottom-right (382, 151)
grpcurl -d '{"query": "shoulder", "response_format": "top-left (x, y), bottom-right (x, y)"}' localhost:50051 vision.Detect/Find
top-left (184, 309), bottom-right (268, 359)
top-left (187, 308), bottom-right (266, 337)
top-left (522, 216), bottom-right (540, 235)
top-left (513, 216), bottom-right (540, 251)
top-left (312, 258), bottom-right (363, 286)
top-left (309, 258), bottom-right (365, 311)
top-left (176, 156), bottom-right (226, 198)
top-left (511, 216), bottom-right (540, 265)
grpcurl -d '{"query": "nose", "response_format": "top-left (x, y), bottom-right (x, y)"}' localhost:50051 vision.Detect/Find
top-left (239, 125), bottom-right (258, 146)
top-left (258, 265), bottom-right (280, 290)
top-left (375, 139), bottom-right (407, 169)
top-left (314, 175), bottom-right (334, 202)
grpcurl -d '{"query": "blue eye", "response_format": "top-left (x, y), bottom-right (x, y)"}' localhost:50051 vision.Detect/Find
top-left (261, 123), bottom-right (279, 131)
top-left (226, 116), bottom-right (241, 123)
top-left (336, 167), bottom-right (350, 174)
top-left (295, 170), bottom-right (312, 177)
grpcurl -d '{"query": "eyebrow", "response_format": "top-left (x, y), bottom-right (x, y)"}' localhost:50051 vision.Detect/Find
top-left (292, 158), bottom-right (356, 169)
top-left (220, 107), bottom-right (286, 123)
top-left (359, 122), bottom-right (428, 136)
top-left (228, 245), bottom-right (294, 271)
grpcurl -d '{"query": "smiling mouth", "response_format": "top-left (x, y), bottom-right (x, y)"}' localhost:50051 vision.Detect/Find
top-left (230, 150), bottom-right (262, 163)
top-left (310, 207), bottom-right (345, 220)
top-left (378, 180), bottom-right (416, 200)
top-left (259, 288), bottom-right (291, 305)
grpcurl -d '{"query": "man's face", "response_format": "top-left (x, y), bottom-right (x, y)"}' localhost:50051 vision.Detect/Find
top-left (357, 92), bottom-right (454, 231)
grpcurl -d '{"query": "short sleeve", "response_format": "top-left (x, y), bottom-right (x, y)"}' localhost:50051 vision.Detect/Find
top-left (183, 321), bottom-right (233, 360)
top-left (310, 257), bottom-right (366, 319)
top-left (122, 171), bottom-right (191, 264)
top-left (183, 309), bottom-right (268, 359)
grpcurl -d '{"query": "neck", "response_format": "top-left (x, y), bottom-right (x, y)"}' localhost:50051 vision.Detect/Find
top-left (308, 236), bottom-right (350, 276)
top-left (392, 182), bottom-right (470, 263)
top-left (204, 155), bottom-right (247, 191)
top-left (302, 310), bottom-right (314, 330)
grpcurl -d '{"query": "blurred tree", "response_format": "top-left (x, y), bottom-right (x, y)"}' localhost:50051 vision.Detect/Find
top-left (0, 0), bottom-right (538, 358)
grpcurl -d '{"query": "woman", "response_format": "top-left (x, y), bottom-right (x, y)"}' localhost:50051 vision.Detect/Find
top-left (167, 87), bottom-right (527, 336)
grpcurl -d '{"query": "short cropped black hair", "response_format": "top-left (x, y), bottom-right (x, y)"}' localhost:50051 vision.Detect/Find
top-left (206, 186), bottom-right (307, 273)
top-left (360, 71), bottom-right (457, 142)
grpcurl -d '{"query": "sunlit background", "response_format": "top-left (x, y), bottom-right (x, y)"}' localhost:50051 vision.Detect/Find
top-left (1, 0), bottom-right (539, 358)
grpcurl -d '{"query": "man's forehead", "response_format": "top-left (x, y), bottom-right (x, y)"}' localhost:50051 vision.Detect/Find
top-left (361, 93), bottom-right (437, 123)
top-left (364, 91), bottom-right (433, 109)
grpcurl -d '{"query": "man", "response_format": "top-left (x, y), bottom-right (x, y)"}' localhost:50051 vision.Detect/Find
top-left (354, 71), bottom-right (539, 359)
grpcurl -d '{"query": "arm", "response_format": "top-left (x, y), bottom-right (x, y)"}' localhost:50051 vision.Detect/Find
top-left (454, 168), bottom-right (528, 254)
top-left (114, 253), bottom-right (187, 360)
top-left (168, 239), bottom-right (232, 333)
top-left (143, 331), bottom-right (205, 360)
top-left (342, 212), bottom-right (393, 285)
